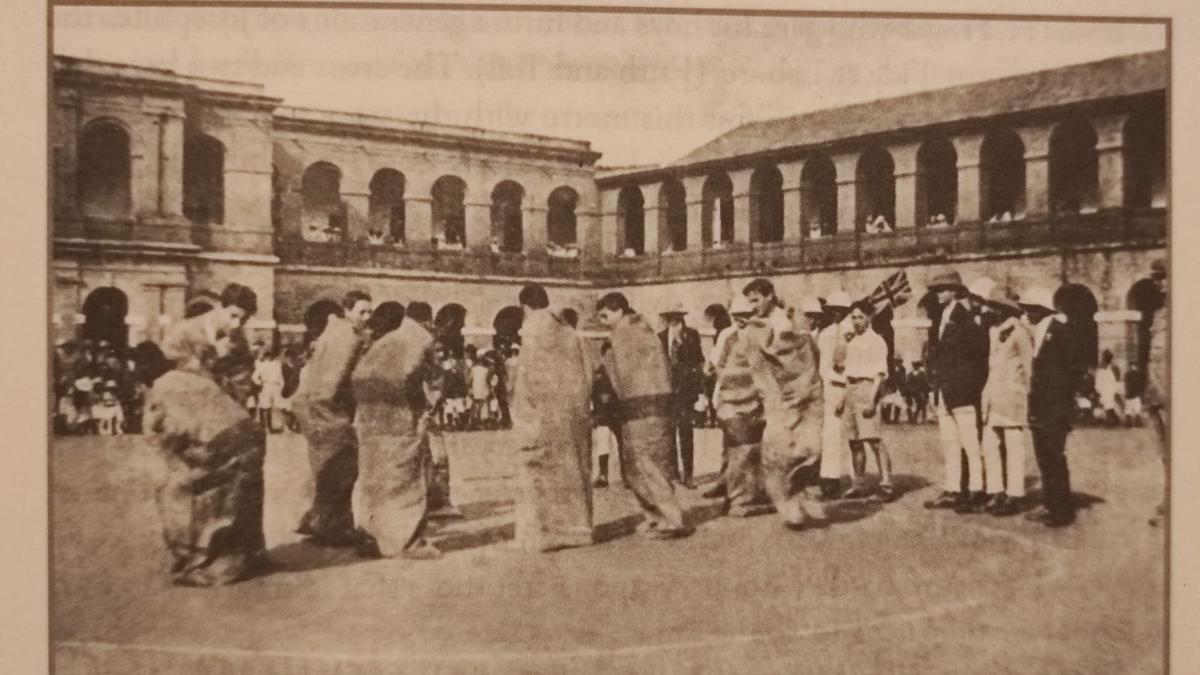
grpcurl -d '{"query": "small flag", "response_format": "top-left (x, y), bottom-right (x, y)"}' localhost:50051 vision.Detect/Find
top-left (864, 269), bottom-right (912, 311)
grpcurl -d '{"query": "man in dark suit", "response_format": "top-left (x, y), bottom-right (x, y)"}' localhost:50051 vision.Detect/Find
top-left (922, 271), bottom-right (991, 513)
top-left (659, 303), bottom-right (706, 489)
top-left (1022, 286), bottom-right (1089, 527)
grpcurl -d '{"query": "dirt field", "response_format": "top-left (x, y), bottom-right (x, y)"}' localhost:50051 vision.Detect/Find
top-left (50, 424), bottom-right (1165, 674)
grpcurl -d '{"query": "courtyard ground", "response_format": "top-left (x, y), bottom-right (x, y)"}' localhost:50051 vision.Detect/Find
top-left (50, 424), bottom-right (1165, 674)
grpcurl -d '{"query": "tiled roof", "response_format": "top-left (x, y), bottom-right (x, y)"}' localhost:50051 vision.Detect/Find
top-left (673, 50), bottom-right (1165, 167)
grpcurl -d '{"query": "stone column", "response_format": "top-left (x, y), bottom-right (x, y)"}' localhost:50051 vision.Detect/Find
top-left (952, 133), bottom-right (986, 224)
top-left (159, 113), bottom-right (185, 218)
top-left (890, 142), bottom-right (921, 229)
top-left (641, 182), bottom-right (663, 254)
top-left (599, 187), bottom-right (621, 256)
top-left (405, 196), bottom-right (434, 248)
top-left (463, 197), bottom-right (491, 251)
top-left (341, 190), bottom-right (370, 242)
top-left (831, 152), bottom-right (860, 235)
top-left (131, 115), bottom-right (161, 219)
top-left (524, 202), bottom-right (548, 252)
top-left (1093, 112), bottom-right (1130, 210)
top-left (729, 168), bottom-right (754, 243)
top-left (1017, 124), bottom-right (1054, 219)
top-left (54, 93), bottom-right (80, 220)
top-left (778, 160), bottom-right (805, 241)
top-left (681, 175), bottom-right (706, 250)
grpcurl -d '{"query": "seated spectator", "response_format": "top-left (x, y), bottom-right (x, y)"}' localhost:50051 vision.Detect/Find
top-left (809, 219), bottom-right (824, 239)
top-left (306, 223), bottom-right (328, 242)
top-left (490, 237), bottom-right (502, 254)
top-left (366, 229), bottom-right (385, 245)
top-left (92, 386), bottom-right (125, 436)
top-left (621, 247), bottom-right (638, 258)
top-left (873, 215), bottom-right (893, 233)
top-left (863, 214), bottom-right (878, 234)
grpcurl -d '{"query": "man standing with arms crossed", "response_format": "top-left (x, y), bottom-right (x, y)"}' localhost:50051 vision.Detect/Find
top-left (922, 271), bottom-right (990, 513)
top-left (658, 303), bottom-right (706, 489)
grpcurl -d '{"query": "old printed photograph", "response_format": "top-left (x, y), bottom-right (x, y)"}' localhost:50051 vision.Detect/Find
top-left (47, 3), bottom-right (1169, 673)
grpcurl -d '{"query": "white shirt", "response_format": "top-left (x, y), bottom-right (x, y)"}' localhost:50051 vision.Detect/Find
top-left (938, 299), bottom-right (967, 339)
top-left (843, 328), bottom-right (888, 380)
top-left (708, 325), bottom-right (738, 371)
top-left (1033, 315), bottom-right (1055, 354)
top-left (817, 320), bottom-right (850, 385)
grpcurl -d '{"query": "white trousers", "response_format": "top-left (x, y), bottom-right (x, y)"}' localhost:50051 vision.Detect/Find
top-left (936, 399), bottom-right (983, 493)
top-left (819, 384), bottom-right (855, 480)
top-left (982, 426), bottom-right (1026, 497)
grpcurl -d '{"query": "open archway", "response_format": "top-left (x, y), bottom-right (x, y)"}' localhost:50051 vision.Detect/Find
top-left (701, 172), bottom-right (734, 247)
top-left (301, 161), bottom-right (345, 240)
top-left (491, 181), bottom-right (525, 253)
top-left (432, 175), bottom-right (467, 247)
top-left (801, 154), bottom-right (837, 237)
top-left (1049, 117), bottom-right (1099, 215)
top-left (78, 120), bottom-right (132, 219)
top-left (493, 305), bottom-right (524, 351)
top-left (617, 186), bottom-right (645, 254)
top-left (980, 129), bottom-right (1026, 220)
top-left (81, 287), bottom-right (129, 348)
top-left (435, 303), bottom-right (468, 358)
top-left (369, 169), bottom-right (406, 243)
top-left (547, 186), bottom-right (579, 247)
top-left (660, 179), bottom-right (687, 252)
top-left (183, 134), bottom-right (225, 224)
top-left (856, 147), bottom-right (895, 230)
top-left (750, 165), bottom-right (784, 243)
top-left (916, 138), bottom-right (958, 225)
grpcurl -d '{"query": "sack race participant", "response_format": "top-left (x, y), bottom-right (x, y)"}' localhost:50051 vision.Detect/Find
top-left (509, 285), bottom-right (595, 551)
top-left (713, 295), bottom-right (772, 517)
top-left (595, 292), bottom-right (693, 539)
top-left (739, 279), bottom-right (827, 530)
top-left (351, 300), bottom-right (444, 560)
top-left (293, 291), bottom-right (374, 546)
top-left (144, 283), bottom-right (268, 587)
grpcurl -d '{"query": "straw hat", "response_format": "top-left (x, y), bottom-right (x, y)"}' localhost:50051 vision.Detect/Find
top-left (825, 290), bottom-right (852, 309)
top-left (1018, 286), bottom-right (1055, 312)
top-left (983, 286), bottom-right (1022, 315)
top-left (967, 277), bottom-right (996, 301)
top-left (927, 270), bottom-right (965, 292)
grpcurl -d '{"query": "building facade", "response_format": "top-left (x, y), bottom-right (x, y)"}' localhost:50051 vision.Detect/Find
top-left (52, 51), bottom-right (1167, 369)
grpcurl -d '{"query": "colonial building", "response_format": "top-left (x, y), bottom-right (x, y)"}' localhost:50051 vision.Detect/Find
top-left (52, 50), bottom-right (1166, 368)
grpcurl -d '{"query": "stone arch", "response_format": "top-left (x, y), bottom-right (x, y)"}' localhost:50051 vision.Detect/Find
top-left (980, 128), bottom-right (1026, 220)
top-left (659, 179), bottom-right (687, 252)
top-left (435, 302), bottom-right (468, 358)
top-left (78, 119), bottom-right (133, 218)
top-left (81, 287), bottom-right (129, 348)
top-left (1122, 106), bottom-right (1166, 209)
top-left (916, 137), bottom-right (958, 225)
top-left (183, 134), bottom-right (225, 224)
top-left (1126, 276), bottom-right (1164, 370)
top-left (493, 305), bottom-right (524, 350)
top-left (303, 298), bottom-right (343, 346)
top-left (491, 180), bottom-right (525, 253)
top-left (369, 168), bottom-right (406, 243)
top-left (750, 164), bottom-right (784, 243)
top-left (431, 175), bottom-right (467, 247)
top-left (856, 147), bottom-right (895, 230)
top-left (801, 154), bottom-right (837, 237)
top-left (547, 186), bottom-right (579, 247)
top-left (701, 172), bottom-right (734, 248)
top-left (301, 161), bottom-right (345, 240)
top-left (1049, 117), bottom-right (1100, 215)
top-left (617, 186), bottom-right (645, 254)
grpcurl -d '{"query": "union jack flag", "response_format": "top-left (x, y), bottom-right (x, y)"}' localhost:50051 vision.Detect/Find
top-left (863, 269), bottom-right (912, 312)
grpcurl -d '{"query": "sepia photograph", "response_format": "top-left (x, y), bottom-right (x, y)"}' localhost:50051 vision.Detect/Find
top-left (38, 1), bottom-right (1178, 672)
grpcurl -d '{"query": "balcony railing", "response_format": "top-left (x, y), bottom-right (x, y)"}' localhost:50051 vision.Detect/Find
top-left (86, 208), bottom-right (1158, 283)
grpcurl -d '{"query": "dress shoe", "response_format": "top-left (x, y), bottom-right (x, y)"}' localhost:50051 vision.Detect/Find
top-left (923, 491), bottom-right (960, 509)
top-left (593, 477), bottom-right (609, 489)
top-left (877, 484), bottom-right (898, 503)
top-left (954, 491), bottom-right (989, 514)
top-left (989, 496), bottom-right (1023, 517)
top-left (701, 482), bottom-right (727, 499)
top-left (842, 484), bottom-right (871, 500)
top-left (400, 540), bottom-right (443, 560)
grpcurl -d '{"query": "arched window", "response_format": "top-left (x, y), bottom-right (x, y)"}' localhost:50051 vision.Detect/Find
top-left (916, 138), bottom-right (958, 225)
top-left (1123, 105), bottom-right (1166, 209)
top-left (617, 186), bottom-right (645, 255)
top-left (856, 147), bottom-right (895, 230)
top-left (1049, 117), bottom-right (1099, 215)
top-left (301, 161), bottom-right (344, 241)
top-left (547, 186), bottom-right (579, 247)
top-left (431, 175), bottom-right (467, 247)
top-left (78, 120), bottom-right (132, 218)
top-left (750, 165), bottom-right (784, 243)
top-left (980, 129), bottom-right (1026, 221)
top-left (801, 154), bottom-right (837, 238)
top-left (369, 169), bottom-right (405, 243)
top-left (81, 287), bottom-right (129, 348)
top-left (660, 179), bottom-right (687, 252)
top-left (491, 181), bottom-right (525, 253)
top-left (183, 134), bottom-right (225, 224)
top-left (701, 172), bottom-right (734, 248)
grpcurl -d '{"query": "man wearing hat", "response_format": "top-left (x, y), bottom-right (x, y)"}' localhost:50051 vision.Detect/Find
top-left (815, 291), bottom-right (855, 499)
top-left (923, 270), bottom-right (990, 513)
top-left (1023, 286), bottom-right (1087, 527)
top-left (659, 302), bottom-right (705, 489)
top-left (979, 287), bottom-right (1034, 516)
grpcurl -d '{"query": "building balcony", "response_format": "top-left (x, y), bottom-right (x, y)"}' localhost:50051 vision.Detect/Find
top-left (54, 214), bottom-right (196, 248)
